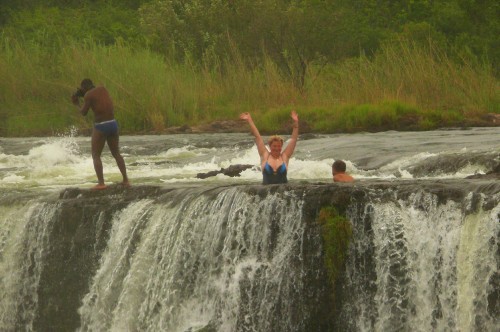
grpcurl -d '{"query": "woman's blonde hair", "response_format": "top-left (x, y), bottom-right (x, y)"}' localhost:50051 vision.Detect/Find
top-left (268, 135), bottom-right (284, 146)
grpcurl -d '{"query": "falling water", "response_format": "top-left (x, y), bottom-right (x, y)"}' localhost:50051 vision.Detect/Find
top-left (342, 191), bottom-right (499, 332)
top-left (0, 184), bottom-right (498, 331)
top-left (0, 202), bottom-right (59, 331)
top-left (77, 187), bottom-right (314, 332)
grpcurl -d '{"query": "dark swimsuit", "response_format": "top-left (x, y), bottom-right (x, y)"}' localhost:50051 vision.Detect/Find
top-left (94, 119), bottom-right (118, 136)
top-left (262, 155), bottom-right (288, 184)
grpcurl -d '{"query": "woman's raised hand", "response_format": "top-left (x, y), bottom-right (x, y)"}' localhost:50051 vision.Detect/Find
top-left (240, 112), bottom-right (252, 122)
top-left (291, 110), bottom-right (298, 122)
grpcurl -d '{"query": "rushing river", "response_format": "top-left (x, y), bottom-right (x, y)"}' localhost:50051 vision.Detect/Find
top-left (1, 127), bottom-right (499, 191)
top-left (0, 128), bottom-right (498, 332)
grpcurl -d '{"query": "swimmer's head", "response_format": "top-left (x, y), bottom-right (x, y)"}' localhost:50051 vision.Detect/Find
top-left (80, 78), bottom-right (95, 91)
top-left (332, 160), bottom-right (347, 174)
top-left (268, 135), bottom-right (284, 156)
top-left (267, 135), bottom-right (284, 147)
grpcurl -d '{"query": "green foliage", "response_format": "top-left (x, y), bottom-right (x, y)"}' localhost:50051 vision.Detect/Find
top-left (0, 35), bottom-right (494, 136)
top-left (294, 102), bottom-right (460, 133)
top-left (311, 39), bottom-right (498, 117)
top-left (1, 0), bottom-right (498, 72)
top-left (316, 206), bottom-right (352, 291)
top-left (1, 4), bottom-right (144, 47)
top-left (259, 108), bottom-right (294, 133)
top-left (139, 0), bottom-right (346, 89)
top-left (0, 0), bottom-right (498, 136)
top-left (253, 101), bottom-right (465, 134)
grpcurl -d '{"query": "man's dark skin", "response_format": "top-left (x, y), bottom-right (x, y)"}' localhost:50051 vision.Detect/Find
top-left (72, 79), bottom-right (129, 189)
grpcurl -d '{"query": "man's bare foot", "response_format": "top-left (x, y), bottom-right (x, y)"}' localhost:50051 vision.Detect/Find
top-left (91, 184), bottom-right (108, 190)
top-left (121, 181), bottom-right (131, 188)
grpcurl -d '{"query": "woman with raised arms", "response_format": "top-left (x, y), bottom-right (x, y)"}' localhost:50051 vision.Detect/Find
top-left (240, 111), bottom-right (299, 184)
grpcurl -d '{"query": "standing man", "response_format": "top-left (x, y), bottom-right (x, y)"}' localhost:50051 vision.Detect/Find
top-left (71, 78), bottom-right (129, 189)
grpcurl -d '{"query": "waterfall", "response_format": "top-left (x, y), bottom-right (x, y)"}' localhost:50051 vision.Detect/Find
top-left (77, 187), bottom-right (317, 332)
top-left (456, 206), bottom-right (498, 332)
top-left (342, 191), bottom-right (499, 332)
top-left (0, 183), bottom-right (498, 332)
top-left (0, 201), bottom-right (59, 331)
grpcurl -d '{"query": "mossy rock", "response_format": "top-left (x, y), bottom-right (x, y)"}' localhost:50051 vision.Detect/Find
top-left (317, 207), bottom-right (352, 293)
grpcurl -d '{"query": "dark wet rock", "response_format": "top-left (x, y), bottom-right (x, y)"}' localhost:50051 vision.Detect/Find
top-left (163, 119), bottom-right (314, 135)
top-left (399, 114), bottom-right (420, 128)
top-left (196, 164), bottom-right (254, 179)
top-left (196, 170), bottom-right (220, 179)
top-left (161, 120), bottom-right (249, 134)
top-left (298, 133), bottom-right (321, 140)
top-left (59, 184), bottom-right (166, 200)
top-left (465, 162), bottom-right (500, 180)
top-left (461, 114), bottom-right (500, 128)
top-left (164, 124), bottom-right (193, 134)
top-left (481, 113), bottom-right (500, 125)
top-left (129, 160), bottom-right (177, 167)
top-left (409, 152), bottom-right (499, 177)
top-left (149, 113), bottom-right (500, 136)
top-left (223, 164), bottom-right (255, 177)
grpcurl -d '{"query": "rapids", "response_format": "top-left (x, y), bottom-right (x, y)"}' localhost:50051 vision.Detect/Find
top-left (0, 128), bottom-right (498, 191)
top-left (0, 128), bottom-right (498, 331)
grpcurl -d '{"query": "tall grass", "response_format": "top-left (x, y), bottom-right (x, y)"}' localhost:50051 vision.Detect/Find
top-left (0, 35), bottom-right (497, 136)
top-left (305, 39), bottom-right (498, 114)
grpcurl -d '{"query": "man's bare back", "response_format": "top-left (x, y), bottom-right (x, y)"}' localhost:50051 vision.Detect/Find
top-left (81, 86), bottom-right (115, 123)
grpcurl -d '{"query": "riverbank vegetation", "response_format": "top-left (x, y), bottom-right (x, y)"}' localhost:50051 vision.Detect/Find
top-left (0, 1), bottom-right (498, 136)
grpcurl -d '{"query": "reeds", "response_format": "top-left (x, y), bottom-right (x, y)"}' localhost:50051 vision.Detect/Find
top-left (312, 39), bottom-right (498, 115)
top-left (0, 35), bottom-right (497, 136)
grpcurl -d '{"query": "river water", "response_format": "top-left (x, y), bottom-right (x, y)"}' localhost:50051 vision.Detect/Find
top-left (1, 127), bottom-right (499, 191)
top-left (0, 128), bottom-right (498, 332)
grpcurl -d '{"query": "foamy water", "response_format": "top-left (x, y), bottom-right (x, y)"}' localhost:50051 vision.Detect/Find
top-left (0, 128), bottom-right (498, 190)
top-left (0, 129), bottom-right (498, 331)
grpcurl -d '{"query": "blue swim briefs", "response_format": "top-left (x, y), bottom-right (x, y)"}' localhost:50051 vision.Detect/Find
top-left (94, 119), bottom-right (118, 136)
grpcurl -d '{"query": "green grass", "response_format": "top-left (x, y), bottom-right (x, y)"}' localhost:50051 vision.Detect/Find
top-left (252, 101), bottom-right (464, 134)
top-left (0, 36), bottom-right (497, 136)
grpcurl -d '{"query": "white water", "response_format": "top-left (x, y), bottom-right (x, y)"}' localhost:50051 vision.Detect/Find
top-left (0, 202), bottom-right (59, 331)
top-left (1, 128), bottom-right (499, 191)
top-left (456, 205), bottom-right (499, 331)
top-left (344, 191), bottom-right (499, 332)
top-left (78, 188), bottom-right (307, 332)
top-left (0, 129), bottom-right (498, 331)
top-left (0, 184), bottom-right (498, 331)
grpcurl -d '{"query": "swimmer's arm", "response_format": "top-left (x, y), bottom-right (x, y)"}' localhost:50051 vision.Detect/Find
top-left (240, 112), bottom-right (267, 157)
top-left (71, 93), bottom-right (90, 116)
top-left (282, 110), bottom-right (299, 159)
top-left (79, 94), bottom-right (91, 116)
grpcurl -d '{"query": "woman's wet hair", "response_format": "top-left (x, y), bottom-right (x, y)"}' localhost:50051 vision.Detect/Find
top-left (268, 135), bottom-right (284, 146)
